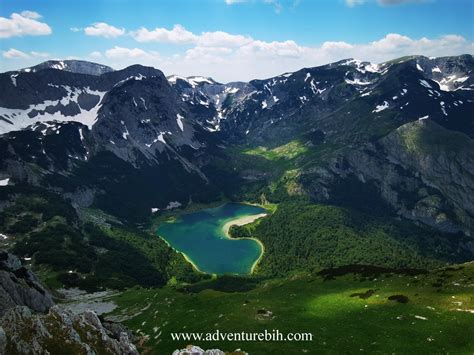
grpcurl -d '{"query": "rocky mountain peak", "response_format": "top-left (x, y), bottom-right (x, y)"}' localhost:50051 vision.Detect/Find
top-left (20, 59), bottom-right (114, 76)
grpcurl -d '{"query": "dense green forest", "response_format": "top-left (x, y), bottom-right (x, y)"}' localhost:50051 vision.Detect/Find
top-left (0, 186), bottom-right (204, 291)
top-left (231, 201), bottom-right (472, 276)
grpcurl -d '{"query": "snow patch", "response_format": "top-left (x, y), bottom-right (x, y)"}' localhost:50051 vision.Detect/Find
top-left (373, 101), bottom-right (389, 113)
top-left (0, 178), bottom-right (10, 186)
top-left (113, 74), bottom-right (146, 87)
top-left (0, 86), bottom-right (106, 134)
top-left (122, 129), bottom-right (129, 140)
top-left (419, 79), bottom-right (432, 89)
top-left (345, 78), bottom-right (372, 86)
top-left (10, 74), bottom-right (18, 87)
top-left (440, 101), bottom-right (448, 116)
top-left (176, 114), bottom-right (184, 131)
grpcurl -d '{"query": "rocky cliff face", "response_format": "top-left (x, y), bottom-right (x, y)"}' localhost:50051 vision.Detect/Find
top-left (1, 306), bottom-right (138, 355)
top-left (0, 64), bottom-right (225, 221)
top-left (20, 60), bottom-right (114, 76)
top-left (0, 55), bottom-right (472, 227)
top-left (0, 250), bottom-right (54, 317)
top-left (300, 120), bottom-right (474, 235)
top-left (0, 251), bottom-right (139, 354)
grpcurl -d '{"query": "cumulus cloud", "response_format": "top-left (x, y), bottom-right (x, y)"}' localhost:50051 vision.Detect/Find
top-left (131, 24), bottom-right (197, 44)
top-left (128, 33), bottom-right (472, 81)
top-left (2, 48), bottom-right (51, 59)
top-left (19, 11), bottom-right (42, 20)
top-left (84, 22), bottom-right (125, 38)
top-left (104, 46), bottom-right (159, 60)
top-left (0, 11), bottom-right (52, 38)
top-left (130, 24), bottom-right (254, 47)
top-left (198, 31), bottom-right (252, 47)
top-left (55, 31), bottom-right (473, 83)
top-left (2, 48), bottom-right (30, 59)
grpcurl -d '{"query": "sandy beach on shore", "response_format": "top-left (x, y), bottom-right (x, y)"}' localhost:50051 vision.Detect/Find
top-left (222, 213), bottom-right (268, 236)
top-left (222, 213), bottom-right (267, 273)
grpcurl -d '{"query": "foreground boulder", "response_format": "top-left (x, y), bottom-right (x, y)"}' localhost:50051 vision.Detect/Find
top-left (0, 250), bottom-right (139, 354)
top-left (1, 306), bottom-right (138, 354)
top-left (0, 251), bottom-right (54, 316)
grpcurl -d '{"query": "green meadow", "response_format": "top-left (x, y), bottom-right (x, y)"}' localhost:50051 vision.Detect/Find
top-left (110, 263), bottom-right (474, 354)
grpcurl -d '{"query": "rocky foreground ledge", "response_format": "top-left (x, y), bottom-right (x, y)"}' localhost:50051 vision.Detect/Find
top-left (0, 250), bottom-right (138, 354)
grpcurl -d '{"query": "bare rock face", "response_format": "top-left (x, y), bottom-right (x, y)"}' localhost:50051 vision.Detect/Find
top-left (302, 120), bottom-right (474, 236)
top-left (1, 306), bottom-right (139, 355)
top-left (0, 251), bottom-right (139, 354)
top-left (0, 250), bottom-right (54, 316)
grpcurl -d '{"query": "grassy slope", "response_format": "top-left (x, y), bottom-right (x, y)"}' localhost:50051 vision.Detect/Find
top-left (110, 263), bottom-right (474, 354)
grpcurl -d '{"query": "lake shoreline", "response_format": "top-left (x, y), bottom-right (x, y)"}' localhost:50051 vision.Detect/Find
top-left (156, 203), bottom-right (269, 275)
top-left (222, 213), bottom-right (267, 274)
top-left (157, 235), bottom-right (207, 275)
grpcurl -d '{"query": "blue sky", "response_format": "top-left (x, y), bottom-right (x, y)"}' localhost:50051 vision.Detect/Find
top-left (1, 0), bottom-right (473, 81)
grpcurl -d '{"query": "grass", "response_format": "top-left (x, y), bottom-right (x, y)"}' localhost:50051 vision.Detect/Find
top-left (109, 262), bottom-right (474, 354)
top-left (398, 120), bottom-right (474, 155)
top-left (243, 140), bottom-right (308, 161)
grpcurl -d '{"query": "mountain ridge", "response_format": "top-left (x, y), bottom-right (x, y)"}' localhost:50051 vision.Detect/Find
top-left (0, 54), bottom-right (473, 232)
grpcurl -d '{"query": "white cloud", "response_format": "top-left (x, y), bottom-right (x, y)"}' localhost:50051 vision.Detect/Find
top-left (104, 46), bottom-right (159, 60)
top-left (131, 24), bottom-right (197, 44)
top-left (0, 11), bottom-right (52, 38)
top-left (237, 39), bottom-right (303, 58)
top-left (19, 11), bottom-right (42, 20)
top-left (3, 48), bottom-right (52, 59)
top-left (2, 48), bottom-right (30, 59)
top-left (131, 24), bottom-right (253, 47)
top-left (115, 32), bottom-right (473, 82)
top-left (185, 46), bottom-right (233, 61)
top-left (198, 31), bottom-right (252, 47)
top-left (5, 28), bottom-right (470, 83)
top-left (84, 22), bottom-right (125, 38)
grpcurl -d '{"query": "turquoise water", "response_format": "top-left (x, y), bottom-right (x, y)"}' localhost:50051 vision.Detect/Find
top-left (156, 203), bottom-right (266, 275)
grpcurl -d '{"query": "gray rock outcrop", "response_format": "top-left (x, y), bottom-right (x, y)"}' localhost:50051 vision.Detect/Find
top-left (1, 306), bottom-right (139, 355)
top-left (0, 250), bottom-right (54, 317)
